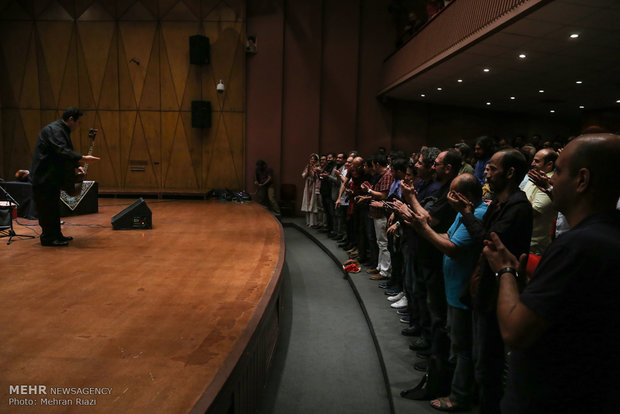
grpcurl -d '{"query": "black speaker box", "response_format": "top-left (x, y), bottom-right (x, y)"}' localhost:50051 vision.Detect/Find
top-left (111, 198), bottom-right (152, 230)
top-left (191, 100), bottom-right (212, 128)
top-left (189, 35), bottom-right (210, 65)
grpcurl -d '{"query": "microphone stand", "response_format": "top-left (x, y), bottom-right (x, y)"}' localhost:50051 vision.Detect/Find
top-left (0, 184), bottom-right (36, 245)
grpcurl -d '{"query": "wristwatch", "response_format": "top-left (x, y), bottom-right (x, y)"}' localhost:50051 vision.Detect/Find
top-left (495, 267), bottom-right (519, 281)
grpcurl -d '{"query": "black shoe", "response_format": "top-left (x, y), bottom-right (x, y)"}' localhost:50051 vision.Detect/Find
top-left (401, 325), bottom-right (421, 337)
top-left (41, 239), bottom-right (69, 247)
top-left (401, 374), bottom-right (430, 400)
top-left (416, 350), bottom-right (430, 359)
top-left (414, 360), bottom-right (428, 372)
top-left (327, 232), bottom-right (338, 239)
top-left (409, 337), bottom-right (430, 351)
top-left (59, 234), bottom-right (73, 241)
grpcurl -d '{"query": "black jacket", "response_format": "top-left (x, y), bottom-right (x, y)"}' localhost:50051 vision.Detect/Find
top-left (30, 119), bottom-right (82, 189)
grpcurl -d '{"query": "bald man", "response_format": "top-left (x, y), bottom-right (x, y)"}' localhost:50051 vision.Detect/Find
top-left (483, 134), bottom-right (620, 414)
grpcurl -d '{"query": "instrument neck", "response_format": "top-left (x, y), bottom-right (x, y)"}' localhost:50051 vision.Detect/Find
top-left (83, 138), bottom-right (96, 174)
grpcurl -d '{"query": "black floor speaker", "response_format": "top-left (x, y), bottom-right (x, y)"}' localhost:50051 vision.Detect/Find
top-left (111, 198), bottom-right (152, 230)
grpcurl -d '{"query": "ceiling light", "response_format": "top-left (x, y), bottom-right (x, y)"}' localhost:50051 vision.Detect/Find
top-left (616, 99), bottom-right (620, 103)
top-left (486, 102), bottom-right (491, 106)
top-left (570, 33), bottom-right (579, 39)
top-left (550, 110), bottom-right (556, 113)
top-left (457, 79), bottom-right (463, 83)
top-left (576, 81), bottom-right (582, 84)
top-left (539, 89), bottom-right (544, 93)
top-left (510, 96), bottom-right (516, 100)
top-left (518, 53), bottom-right (527, 59)
top-left (437, 87), bottom-right (443, 91)
top-left (420, 94), bottom-right (426, 97)
top-left (483, 68), bottom-right (490, 73)
top-left (579, 105), bottom-right (585, 109)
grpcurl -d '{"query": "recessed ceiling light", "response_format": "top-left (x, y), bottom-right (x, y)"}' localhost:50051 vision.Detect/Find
top-left (570, 33), bottom-right (579, 39)
top-left (486, 102), bottom-right (491, 106)
top-left (579, 105), bottom-right (585, 109)
top-left (518, 53), bottom-right (527, 59)
top-left (539, 89), bottom-right (545, 93)
top-left (483, 68), bottom-right (490, 73)
top-left (437, 87), bottom-right (443, 91)
top-left (576, 81), bottom-right (583, 84)
top-left (420, 94), bottom-right (426, 97)
top-left (457, 79), bottom-right (463, 83)
top-left (616, 99), bottom-right (620, 103)
top-left (550, 110), bottom-right (556, 113)
top-left (510, 96), bottom-right (516, 100)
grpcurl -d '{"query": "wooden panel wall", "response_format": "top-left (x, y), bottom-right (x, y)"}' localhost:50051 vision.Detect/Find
top-left (245, 0), bottom-right (396, 199)
top-left (0, 0), bottom-right (245, 193)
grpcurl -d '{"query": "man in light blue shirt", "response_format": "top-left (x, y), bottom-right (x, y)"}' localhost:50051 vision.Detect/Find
top-left (410, 173), bottom-right (487, 411)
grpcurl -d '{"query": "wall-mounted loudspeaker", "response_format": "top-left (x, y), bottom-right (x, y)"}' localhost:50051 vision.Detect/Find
top-left (189, 35), bottom-right (210, 65)
top-left (191, 101), bottom-right (212, 128)
top-left (111, 198), bottom-right (152, 230)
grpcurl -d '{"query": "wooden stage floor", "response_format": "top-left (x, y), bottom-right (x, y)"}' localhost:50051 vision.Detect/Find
top-left (0, 199), bottom-right (284, 413)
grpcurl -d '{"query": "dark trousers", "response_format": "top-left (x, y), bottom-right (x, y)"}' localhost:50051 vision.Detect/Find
top-left (321, 193), bottom-right (334, 230)
top-left (448, 306), bottom-right (474, 405)
top-left (345, 205), bottom-right (355, 244)
top-left (353, 205), bottom-right (368, 262)
top-left (404, 247), bottom-right (416, 325)
top-left (411, 259), bottom-right (431, 339)
top-left (423, 264), bottom-right (448, 354)
top-left (33, 184), bottom-right (61, 242)
top-left (366, 215), bottom-right (378, 268)
top-left (388, 233), bottom-right (404, 289)
top-left (473, 309), bottom-right (505, 414)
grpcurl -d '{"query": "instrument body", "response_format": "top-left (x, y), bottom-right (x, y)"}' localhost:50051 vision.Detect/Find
top-left (63, 128), bottom-right (97, 196)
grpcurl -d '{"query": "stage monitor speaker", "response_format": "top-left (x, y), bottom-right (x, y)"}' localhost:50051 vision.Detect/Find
top-left (191, 100), bottom-right (212, 128)
top-left (111, 198), bottom-right (152, 230)
top-left (189, 35), bottom-right (210, 65)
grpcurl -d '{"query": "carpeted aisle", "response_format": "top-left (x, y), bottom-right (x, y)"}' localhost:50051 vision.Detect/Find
top-left (258, 227), bottom-right (390, 414)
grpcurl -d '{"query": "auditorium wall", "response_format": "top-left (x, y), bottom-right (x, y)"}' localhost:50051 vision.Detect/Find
top-left (245, 0), bottom-right (395, 202)
top-left (0, 0), bottom-right (246, 193)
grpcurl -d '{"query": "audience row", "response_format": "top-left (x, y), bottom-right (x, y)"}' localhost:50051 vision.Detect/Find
top-left (300, 132), bottom-right (620, 414)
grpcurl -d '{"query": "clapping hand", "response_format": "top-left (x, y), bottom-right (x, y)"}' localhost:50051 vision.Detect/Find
top-left (400, 181), bottom-right (416, 198)
top-left (391, 199), bottom-right (414, 224)
top-left (410, 208), bottom-right (431, 232)
top-left (528, 169), bottom-right (551, 192)
top-left (482, 232), bottom-right (526, 274)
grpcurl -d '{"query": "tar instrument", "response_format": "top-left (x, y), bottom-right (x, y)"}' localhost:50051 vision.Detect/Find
top-left (64, 128), bottom-right (97, 196)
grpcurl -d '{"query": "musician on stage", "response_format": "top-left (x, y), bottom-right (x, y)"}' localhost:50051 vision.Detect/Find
top-left (30, 107), bottom-right (100, 246)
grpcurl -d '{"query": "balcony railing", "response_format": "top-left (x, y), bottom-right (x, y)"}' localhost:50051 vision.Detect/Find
top-left (380, 0), bottom-right (553, 96)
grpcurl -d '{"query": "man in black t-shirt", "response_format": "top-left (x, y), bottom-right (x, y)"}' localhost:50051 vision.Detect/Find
top-left (483, 134), bottom-right (620, 414)
top-left (400, 149), bottom-right (460, 355)
top-left (450, 149), bottom-right (532, 414)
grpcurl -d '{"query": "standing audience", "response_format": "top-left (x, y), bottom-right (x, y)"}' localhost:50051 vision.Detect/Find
top-left (296, 131), bottom-right (617, 413)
